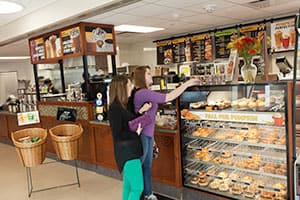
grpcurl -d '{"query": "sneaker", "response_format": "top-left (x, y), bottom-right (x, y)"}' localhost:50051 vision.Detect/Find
top-left (145, 194), bottom-right (158, 200)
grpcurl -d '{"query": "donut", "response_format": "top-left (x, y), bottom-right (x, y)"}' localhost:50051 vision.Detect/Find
top-left (218, 183), bottom-right (229, 192)
top-left (190, 176), bottom-right (199, 184)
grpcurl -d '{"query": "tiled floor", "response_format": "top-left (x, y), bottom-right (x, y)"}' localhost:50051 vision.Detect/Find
top-left (0, 142), bottom-right (123, 200)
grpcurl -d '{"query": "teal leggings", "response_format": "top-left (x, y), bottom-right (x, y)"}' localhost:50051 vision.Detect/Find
top-left (122, 159), bottom-right (144, 200)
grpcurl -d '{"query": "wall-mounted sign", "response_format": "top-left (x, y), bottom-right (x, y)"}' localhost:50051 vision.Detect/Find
top-left (61, 26), bottom-right (81, 55)
top-left (29, 22), bottom-right (116, 64)
top-left (29, 37), bottom-right (45, 63)
top-left (84, 24), bottom-right (115, 55)
top-left (191, 33), bottom-right (213, 62)
top-left (17, 111), bottom-right (40, 126)
top-left (240, 23), bottom-right (265, 38)
top-left (172, 37), bottom-right (186, 63)
top-left (156, 40), bottom-right (173, 65)
top-left (214, 29), bottom-right (238, 59)
top-left (271, 18), bottom-right (295, 53)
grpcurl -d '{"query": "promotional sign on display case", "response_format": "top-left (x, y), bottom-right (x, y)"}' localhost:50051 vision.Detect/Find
top-left (84, 24), bottom-right (115, 54)
top-left (61, 26), bottom-right (81, 55)
top-left (214, 29), bottom-right (238, 59)
top-left (191, 33), bottom-right (213, 62)
top-left (17, 111), bottom-right (40, 126)
top-left (271, 18), bottom-right (295, 53)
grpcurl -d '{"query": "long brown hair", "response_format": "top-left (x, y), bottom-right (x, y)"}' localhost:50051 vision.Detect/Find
top-left (134, 66), bottom-right (150, 89)
top-left (109, 75), bottom-right (129, 108)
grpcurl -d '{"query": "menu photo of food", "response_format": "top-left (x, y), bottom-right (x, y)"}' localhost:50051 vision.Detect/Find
top-left (271, 18), bottom-right (295, 52)
top-left (44, 33), bottom-right (62, 59)
top-left (85, 26), bottom-right (114, 53)
top-left (172, 37), bottom-right (186, 63)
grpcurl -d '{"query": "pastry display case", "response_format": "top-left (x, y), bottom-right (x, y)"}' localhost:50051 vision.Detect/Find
top-left (179, 82), bottom-right (294, 200)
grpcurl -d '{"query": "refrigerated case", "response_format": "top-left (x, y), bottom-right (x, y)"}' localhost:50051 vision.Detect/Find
top-left (179, 82), bottom-right (294, 200)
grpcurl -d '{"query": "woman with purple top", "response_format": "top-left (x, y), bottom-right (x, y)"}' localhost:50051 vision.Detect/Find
top-left (133, 66), bottom-right (200, 200)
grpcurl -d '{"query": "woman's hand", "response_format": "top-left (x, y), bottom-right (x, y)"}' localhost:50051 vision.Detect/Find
top-left (138, 102), bottom-right (152, 114)
top-left (136, 123), bottom-right (143, 135)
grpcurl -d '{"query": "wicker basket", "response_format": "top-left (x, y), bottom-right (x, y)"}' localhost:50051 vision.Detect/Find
top-left (11, 128), bottom-right (47, 167)
top-left (49, 124), bottom-right (83, 160)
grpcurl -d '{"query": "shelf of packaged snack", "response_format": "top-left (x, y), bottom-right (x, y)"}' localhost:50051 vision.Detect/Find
top-left (183, 161), bottom-right (287, 200)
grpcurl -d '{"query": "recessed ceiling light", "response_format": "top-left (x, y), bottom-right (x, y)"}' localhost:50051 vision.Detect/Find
top-left (0, 56), bottom-right (30, 60)
top-left (0, 1), bottom-right (23, 14)
top-left (115, 25), bottom-right (164, 33)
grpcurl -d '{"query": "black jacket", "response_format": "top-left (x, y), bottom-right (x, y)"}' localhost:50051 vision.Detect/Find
top-left (108, 101), bottom-right (142, 172)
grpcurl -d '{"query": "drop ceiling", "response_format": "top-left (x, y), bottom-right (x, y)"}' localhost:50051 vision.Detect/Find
top-left (0, 0), bottom-right (300, 57)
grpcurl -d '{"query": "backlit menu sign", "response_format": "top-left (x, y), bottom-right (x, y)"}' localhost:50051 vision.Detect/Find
top-left (172, 37), bottom-right (186, 63)
top-left (156, 40), bottom-right (173, 65)
top-left (240, 23), bottom-right (265, 38)
top-left (191, 33), bottom-right (212, 62)
top-left (44, 33), bottom-right (62, 59)
top-left (29, 38), bottom-right (45, 63)
top-left (85, 24), bottom-right (116, 55)
top-left (61, 26), bottom-right (81, 55)
top-left (214, 29), bottom-right (237, 59)
top-left (271, 18), bottom-right (295, 53)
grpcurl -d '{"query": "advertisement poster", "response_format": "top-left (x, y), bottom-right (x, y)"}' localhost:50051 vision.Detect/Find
top-left (214, 29), bottom-right (238, 59)
top-left (44, 33), bottom-right (62, 59)
top-left (29, 38), bottom-right (45, 63)
top-left (191, 33), bottom-right (212, 62)
top-left (17, 111), bottom-right (40, 126)
top-left (61, 26), bottom-right (81, 55)
top-left (156, 40), bottom-right (173, 65)
top-left (85, 25), bottom-right (115, 54)
top-left (271, 18), bottom-right (295, 53)
top-left (172, 37), bottom-right (186, 63)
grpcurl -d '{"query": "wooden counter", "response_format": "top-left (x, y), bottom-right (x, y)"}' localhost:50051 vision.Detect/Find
top-left (90, 121), bottom-right (182, 187)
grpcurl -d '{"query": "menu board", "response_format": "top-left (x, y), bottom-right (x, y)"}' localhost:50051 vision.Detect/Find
top-left (44, 33), bottom-right (62, 59)
top-left (240, 23), bottom-right (265, 38)
top-left (191, 33), bottom-right (212, 62)
top-left (156, 40), bottom-right (173, 65)
top-left (172, 37), bottom-right (186, 63)
top-left (214, 29), bottom-right (238, 59)
top-left (85, 25), bottom-right (115, 54)
top-left (61, 26), bottom-right (81, 55)
top-left (271, 18), bottom-right (295, 53)
top-left (29, 37), bottom-right (45, 63)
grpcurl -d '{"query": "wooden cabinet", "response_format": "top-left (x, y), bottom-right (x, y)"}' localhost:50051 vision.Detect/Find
top-left (0, 113), bottom-right (8, 140)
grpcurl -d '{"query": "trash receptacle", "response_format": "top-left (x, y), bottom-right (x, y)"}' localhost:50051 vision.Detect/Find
top-left (11, 128), bottom-right (47, 167)
top-left (49, 124), bottom-right (83, 160)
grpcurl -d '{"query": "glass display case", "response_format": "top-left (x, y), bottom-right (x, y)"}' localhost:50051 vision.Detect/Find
top-left (179, 83), bottom-right (293, 200)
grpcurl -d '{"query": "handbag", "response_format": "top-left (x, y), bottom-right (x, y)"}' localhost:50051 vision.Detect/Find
top-left (128, 113), bottom-right (152, 132)
top-left (153, 144), bottom-right (159, 159)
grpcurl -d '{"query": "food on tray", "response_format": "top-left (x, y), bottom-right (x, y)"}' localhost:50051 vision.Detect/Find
top-left (190, 176), bottom-right (200, 184)
top-left (231, 183), bottom-right (243, 195)
top-left (209, 180), bottom-right (220, 190)
top-left (221, 151), bottom-right (231, 158)
top-left (218, 183), bottom-right (229, 192)
top-left (248, 101), bottom-right (257, 109)
top-left (190, 101), bottom-right (207, 109)
top-left (273, 182), bottom-right (286, 191)
top-left (181, 109), bottom-right (201, 120)
top-left (262, 166), bottom-right (276, 174)
top-left (241, 176), bottom-right (253, 183)
top-left (217, 171), bottom-right (228, 179)
top-left (229, 173), bottom-right (239, 180)
top-left (198, 171), bottom-right (207, 178)
top-left (232, 135), bottom-right (244, 141)
top-left (198, 177), bottom-right (209, 187)
top-left (214, 133), bottom-right (227, 139)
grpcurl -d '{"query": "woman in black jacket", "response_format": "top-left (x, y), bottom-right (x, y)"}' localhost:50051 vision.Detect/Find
top-left (108, 75), bottom-right (150, 200)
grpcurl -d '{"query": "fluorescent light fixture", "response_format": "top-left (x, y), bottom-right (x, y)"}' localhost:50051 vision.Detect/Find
top-left (115, 25), bottom-right (164, 33)
top-left (0, 56), bottom-right (30, 60)
top-left (143, 47), bottom-right (156, 51)
top-left (0, 1), bottom-right (23, 14)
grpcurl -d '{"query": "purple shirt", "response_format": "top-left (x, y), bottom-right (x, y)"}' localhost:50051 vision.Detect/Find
top-left (134, 89), bottom-right (166, 137)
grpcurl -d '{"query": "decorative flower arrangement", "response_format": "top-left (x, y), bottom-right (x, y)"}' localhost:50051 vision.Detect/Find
top-left (227, 35), bottom-right (262, 65)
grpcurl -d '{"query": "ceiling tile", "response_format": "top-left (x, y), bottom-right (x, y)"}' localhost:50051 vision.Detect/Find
top-left (112, 1), bottom-right (147, 13)
top-left (260, 1), bottom-right (300, 15)
top-left (88, 13), bottom-right (142, 25)
top-left (155, 8), bottom-right (198, 21)
top-left (184, 0), bottom-right (237, 13)
top-left (119, 3), bottom-right (175, 17)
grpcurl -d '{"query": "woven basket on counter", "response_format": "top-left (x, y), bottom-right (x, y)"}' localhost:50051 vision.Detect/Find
top-left (49, 124), bottom-right (83, 160)
top-left (11, 128), bottom-right (47, 167)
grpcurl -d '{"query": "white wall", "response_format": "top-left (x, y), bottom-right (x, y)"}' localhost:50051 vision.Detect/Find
top-left (118, 41), bottom-right (157, 67)
top-left (0, 60), bottom-right (34, 83)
